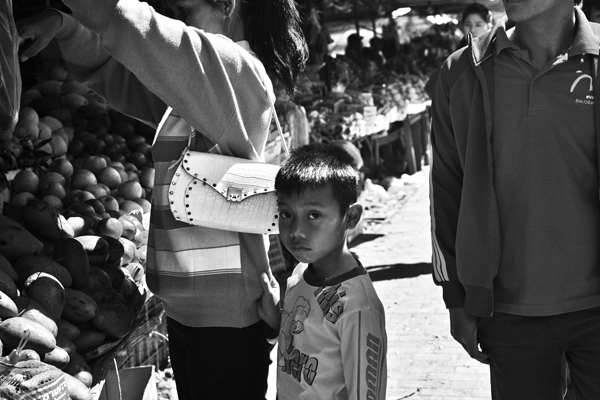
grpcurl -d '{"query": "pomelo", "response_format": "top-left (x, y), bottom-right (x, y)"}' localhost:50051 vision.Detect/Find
top-left (71, 169), bottom-right (97, 190)
top-left (117, 181), bottom-right (144, 200)
top-left (98, 167), bottom-right (122, 189)
top-left (49, 158), bottom-right (74, 179)
top-left (11, 192), bottom-right (36, 207)
top-left (42, 195), bottom-right (64, 210)
top-left (82, 155), bottom-right (108, 176)
top-left (98, 195), bottom-right (120, 212)
top-left (96, 217), bottom-right (123, 240)
top-left (138, 167), bottom-right (155, 190)
top-left (119, 200), bottom-right (144, 214)
top-left (11, 170), bottom-right (39, 194)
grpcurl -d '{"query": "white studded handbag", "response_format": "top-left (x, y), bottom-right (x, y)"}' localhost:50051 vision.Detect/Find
top-left (168, 94), bottom-right (288, 235)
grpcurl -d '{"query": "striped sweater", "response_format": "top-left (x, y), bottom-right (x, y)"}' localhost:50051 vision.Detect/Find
top-left (56, 0), bottom-right (274, 328)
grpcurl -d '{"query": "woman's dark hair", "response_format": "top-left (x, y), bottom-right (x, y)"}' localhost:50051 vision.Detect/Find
top-left (188, 0), bottom-right (307, 95)
top-left (275, 143), bottom-right (359, 214)
top-left (581, 0), bottom-right (600, 19)
top-left (240, 0), bottom-right (308, 96)
top-left (461, 3), bottom-right (493, 25)
top-left (204, 0), bottom-right (307, 95)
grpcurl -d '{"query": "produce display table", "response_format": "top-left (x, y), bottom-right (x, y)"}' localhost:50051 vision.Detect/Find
top-left (353, 101), bottom-right (431, 176)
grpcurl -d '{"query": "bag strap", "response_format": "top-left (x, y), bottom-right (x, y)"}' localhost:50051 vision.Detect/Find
top-left (185, 86), bottom-right (288, 158)
top-left (266, 91), bottom-right (290, 157)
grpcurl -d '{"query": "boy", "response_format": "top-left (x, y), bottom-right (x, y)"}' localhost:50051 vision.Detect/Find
top-left (258, 143), bottom-right (387, 400)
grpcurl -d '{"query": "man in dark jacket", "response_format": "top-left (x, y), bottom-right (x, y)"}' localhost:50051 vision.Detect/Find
top-left (430, 0), bottom-right (600, 398)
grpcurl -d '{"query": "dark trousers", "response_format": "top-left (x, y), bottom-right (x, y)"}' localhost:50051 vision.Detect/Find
top-left (478, 307), bottom-right (600, 400)
top-left (167, 317), bottom-right (272, 400)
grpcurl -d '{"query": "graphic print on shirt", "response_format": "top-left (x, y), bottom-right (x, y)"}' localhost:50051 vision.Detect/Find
top-left (366, 332), bottom-right (383, 399)
top-left (314, 283), bottom-right (346, 323)
top-left (571, 70), bottom-right (594, 105)
top-left (279, 296), bottom-right (319, 385)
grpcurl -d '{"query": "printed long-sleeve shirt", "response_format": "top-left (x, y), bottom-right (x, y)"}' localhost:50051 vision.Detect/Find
top-left (277, 262), bottom-right (387, 400)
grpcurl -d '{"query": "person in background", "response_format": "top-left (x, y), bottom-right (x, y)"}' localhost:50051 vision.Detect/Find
top-left (430, 0), bottom-right (600, 398)
top-left (364, 36), bottom-right (386, 69)
top-left (425, 3), bottom-right (493, 98)
top-left (581, 0), bottom-right (600, 23)
top-left (17, 1), bottom-right (307, 399)
top-left (345, 32), bottom-right (365, 67)
top-left (457, 3), bottom-right (494, 47)
top-left (258, 143), bottom-right (387, 400)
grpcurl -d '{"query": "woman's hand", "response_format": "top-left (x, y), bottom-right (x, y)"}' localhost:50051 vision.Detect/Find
top-left (16, 10), bottom-right (63, 62)
top-left (258, 270), bottom-right (282, 331)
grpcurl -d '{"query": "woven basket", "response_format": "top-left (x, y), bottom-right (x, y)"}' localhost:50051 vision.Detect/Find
top-left (89, 292), bottom-right (168, 389)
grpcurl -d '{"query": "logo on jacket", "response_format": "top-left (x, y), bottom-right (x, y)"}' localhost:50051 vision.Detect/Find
top-left (279, 296), bottom-right (319, 385)
top-left (571, 72), bottom-right (594, 105)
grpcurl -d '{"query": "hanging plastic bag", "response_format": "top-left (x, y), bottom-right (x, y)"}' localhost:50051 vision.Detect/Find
top-left (0, 0), bottom-right (21, 136)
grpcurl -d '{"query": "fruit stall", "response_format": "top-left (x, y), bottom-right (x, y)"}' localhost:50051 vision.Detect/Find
top-left (0, 61), bottom-right (168, 400)
top-left (0, 2), bottom-right (171, 396)
top-left (0, 1), bottom-right (463, 398)
top-left (281, 0), bottom-right (446, 182)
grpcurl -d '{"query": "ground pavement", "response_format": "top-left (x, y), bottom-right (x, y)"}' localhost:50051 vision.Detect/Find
top-left (267, 166), bottom-right (492, 399)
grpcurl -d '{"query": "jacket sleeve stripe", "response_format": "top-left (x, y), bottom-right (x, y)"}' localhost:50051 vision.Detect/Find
top-left (429, 163), bottom-right (449, 282)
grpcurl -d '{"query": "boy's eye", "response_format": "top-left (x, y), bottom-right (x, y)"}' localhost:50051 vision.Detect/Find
top-left (307, 212), bottom-right (321, 220)
top-left (279, 211), bottom-right (291, 219)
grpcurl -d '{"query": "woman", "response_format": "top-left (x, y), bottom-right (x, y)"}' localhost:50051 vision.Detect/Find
top-left (18, 1), bottom-right (307, 398)
top-left (425, 3), bottom-right (493, 98)
top-left (581, 0), bottom-right (600, 23)
top-left (457, 3), bottom-right (494, 47)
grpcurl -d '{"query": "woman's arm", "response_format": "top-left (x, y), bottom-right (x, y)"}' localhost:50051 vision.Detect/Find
top-left (61, 0), bottom-right (269, 152)
top-left (18, 9), bottom-right (167, 127)
top-left (258, 270), bottom-right (282, 332)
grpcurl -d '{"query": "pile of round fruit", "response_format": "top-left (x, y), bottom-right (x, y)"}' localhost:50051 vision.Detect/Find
top-left (0, 66), bottom-right (154, 398)
top-left (0, 199), bottom-right (147, 399)
top-left (0, 63), bottom-right (155, 217)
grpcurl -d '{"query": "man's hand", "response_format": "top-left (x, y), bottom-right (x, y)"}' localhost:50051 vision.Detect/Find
top-left (449, 307), bottom-right (489, 364)
top-left (17, 10), bottom-right (63, 62)
top-left (258, 270), bottom-right (281, 331)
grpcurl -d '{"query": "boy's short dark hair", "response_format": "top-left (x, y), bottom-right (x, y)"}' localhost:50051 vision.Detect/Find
top-left (275, 143), bottom-right (359, 213)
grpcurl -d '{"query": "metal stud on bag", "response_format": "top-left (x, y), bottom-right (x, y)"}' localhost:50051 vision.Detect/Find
top-left (167, 85), bottom-right (288, 234)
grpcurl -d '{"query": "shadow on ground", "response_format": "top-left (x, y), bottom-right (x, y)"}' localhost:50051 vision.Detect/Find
top-left (366, 263), bottom-right (432, 282)
top-left (275, 263), bottom-right (432, 289)
top-left (348, 233), bottom-right (386, 248)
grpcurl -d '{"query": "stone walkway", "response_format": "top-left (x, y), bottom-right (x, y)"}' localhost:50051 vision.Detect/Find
top-left (267, 166), bottom-right (492, 399)
top-left (351, 166), bottom-right (491, 399)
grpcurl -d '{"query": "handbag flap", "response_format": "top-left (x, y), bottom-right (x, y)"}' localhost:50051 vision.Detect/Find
top-left (182, 151), bottom-right (279, 199)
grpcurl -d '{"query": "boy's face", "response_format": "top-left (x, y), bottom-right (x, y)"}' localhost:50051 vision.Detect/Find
top-left (277, 186), bottom-right (349, 267)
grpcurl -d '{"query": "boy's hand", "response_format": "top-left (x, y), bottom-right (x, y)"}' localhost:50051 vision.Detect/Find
top-left (258, 270), bottom-right (282, 331)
